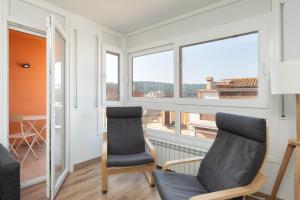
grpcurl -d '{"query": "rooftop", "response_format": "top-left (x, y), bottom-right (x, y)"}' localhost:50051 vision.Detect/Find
top-left (217, 77), bottom-right (258, 88)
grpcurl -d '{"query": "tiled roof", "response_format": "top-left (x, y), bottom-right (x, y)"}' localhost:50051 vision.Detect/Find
top-left (217, 77), bottom-right (258, 88)
top-left (200, 114), bottom-right (216, 121)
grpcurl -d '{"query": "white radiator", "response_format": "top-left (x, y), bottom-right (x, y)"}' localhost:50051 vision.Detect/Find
top-left (149, 138), bottom-right (207, 176)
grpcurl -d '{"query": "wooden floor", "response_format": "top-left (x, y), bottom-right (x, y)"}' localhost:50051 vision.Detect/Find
top-left (21, 162), bottom-right (161, 200)
top-left (21, 161), bottom-right (267, 200)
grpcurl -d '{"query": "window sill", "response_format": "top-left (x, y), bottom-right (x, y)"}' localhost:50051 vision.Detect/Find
top-left (145, 128), bottom-right (213, 151)
top-left (128, 96), bottom-right (269, 109)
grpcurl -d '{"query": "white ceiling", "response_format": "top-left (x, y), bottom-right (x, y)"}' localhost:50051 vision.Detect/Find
top-left (44, 0), bottom-right (224, 34)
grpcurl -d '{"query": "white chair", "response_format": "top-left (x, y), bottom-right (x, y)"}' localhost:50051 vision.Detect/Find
top-left (9, 115), bottom-right (39, 166)
top-left (26, 119), bottom-right (46, 145)
top-left (36, 124), bottom-right (46, 144)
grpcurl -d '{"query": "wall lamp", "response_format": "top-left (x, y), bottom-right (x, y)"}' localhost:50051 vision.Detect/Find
top-left (22, 63), bottom-right (31, 68)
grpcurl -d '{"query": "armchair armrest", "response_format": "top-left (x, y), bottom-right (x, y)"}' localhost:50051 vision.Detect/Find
top-left (145, 136), bottom-right (157, 164)
top-left (102, 132), bottom-right (107, 162)
top-left (163, 156), bottom-right (205, 171)
top-left (189, 173), bottom-right (266, 200)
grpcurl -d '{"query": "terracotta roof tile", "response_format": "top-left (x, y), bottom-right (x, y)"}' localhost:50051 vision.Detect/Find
top-left (217, 77), bottom-right (258, 88)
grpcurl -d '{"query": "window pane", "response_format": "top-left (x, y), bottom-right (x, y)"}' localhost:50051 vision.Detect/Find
top-left (106, 52), bottom-right (119, 101)
top-left (133, 50), bottom-right (174, 98)
top-left (143, 109), bottom-right (176, 133)
top-left (181, 113), bottom-right (217, 140)
top-left (181, 33), bottom-right (258, 99)
top-left (54, 30), bottom-right (66, 181)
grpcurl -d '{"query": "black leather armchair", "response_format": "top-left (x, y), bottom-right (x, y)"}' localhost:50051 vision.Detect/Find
top-left (101, 107), bottom-right (157, 192)
top-left (153, 112), bottom-right (267, 200)
top-left (0, 144), bottom-right (20, 200)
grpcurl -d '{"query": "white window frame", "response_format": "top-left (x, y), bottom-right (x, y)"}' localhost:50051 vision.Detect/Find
top-left (175, 21), bottom-right (269, 108)
top-left (126, 15), bottom-right (271, 149)
top-left (101, 44), bottom-right (123, 106)
top-left (128, 15), bottom-right (270, 109)
top-left (128, 45), bottom-right (176, 103)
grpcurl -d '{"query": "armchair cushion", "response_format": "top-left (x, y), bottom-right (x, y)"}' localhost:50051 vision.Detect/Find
top-left (107, 152), bottom-right (154, 167)
top-left (107, 107), bottom-right (145, 155)
top-left (197, 113), bottom-right (266, 192)
top-left (0, 144), bottom-right (20, 200)
top-left (153, 171), bottom-right (208, 200)
top-left (107, 106), bottom-right (142, 118)
top-left (215, 112), bottom-right (266, 142)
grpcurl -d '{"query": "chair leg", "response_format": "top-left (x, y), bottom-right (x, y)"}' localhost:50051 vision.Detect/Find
top-left (102, 163), bottom-right (108, 193)
top-left (39, 125), bottom-right (47, 144)
top-left (26, 121), bottom-right (42, 147)
top-left (28, 137), bottom-right (39, 159)
top-left (144, 171), bottom-right (155, 186)
top-left (37, 129), bottom-right (46, 145)
top-left (9, 140), bottom-right (20, 158)
top-left (15, 138), bottom-right (24, 151)
top-left (34, 136), bottom-right (42, 147)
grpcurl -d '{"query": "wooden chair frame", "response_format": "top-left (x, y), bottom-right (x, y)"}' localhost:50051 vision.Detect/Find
top-left (101, 131), bottom-right (157, 193)
top-left (161, 131), bottom-right (269, 200)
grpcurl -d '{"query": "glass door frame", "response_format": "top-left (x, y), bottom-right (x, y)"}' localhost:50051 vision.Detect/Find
top-left (46, 15), bottom-right (70, 199)
top-left (8, 22), bottom-right (47, 188)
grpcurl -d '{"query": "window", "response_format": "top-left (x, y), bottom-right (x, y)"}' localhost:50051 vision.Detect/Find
top-left (143, 109), bottom-right (176, 133)
top-left (126, 15), bottom-right (269, 145)
top-left (105, 52), bottom-right (120, 101)
top-left (132, 50), bottom-right (174, 98)
top-left (180, 112), bottom-right (217, 140)
top-left (180, 32), bottom-right (258, 100)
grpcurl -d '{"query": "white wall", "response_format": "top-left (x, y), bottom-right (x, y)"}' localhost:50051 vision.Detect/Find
top-left (69, 13), bottom-right (101, 168)
top-left (103, 32), bottom-right (122, 48)
top-left (265, 0), bottom-right (300, 198)
top-left (68, 13), bottom-right (125, 168)
top-left (279, 0), bottom-right (300, 198)
top-left (9, 0), bottom-right (65, 29)
top-left (126, 0), bottom-right (297, 199)
top-left (283, 0), bottom-right (300, 61)
top-left (0, 0), bottom-right (125, 171)
top-left (127, 0), bottom-right (271, 49)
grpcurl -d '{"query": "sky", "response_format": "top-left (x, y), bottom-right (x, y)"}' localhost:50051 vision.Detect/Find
top-left (182, 33), bottom-right (258, 84)
top-left (106, 32), bottom-right (258, 84)
top-left (106, 53), bottom-right (119, 83)
top-left (133, 50), bottom-right (174, 83)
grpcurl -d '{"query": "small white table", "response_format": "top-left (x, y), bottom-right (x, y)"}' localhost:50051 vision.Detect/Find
top-left (23, 115), bottom-right (46, 121)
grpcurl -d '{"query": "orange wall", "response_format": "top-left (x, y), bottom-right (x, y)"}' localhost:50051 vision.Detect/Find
top-left (9, 30), bottom-right (46, 134)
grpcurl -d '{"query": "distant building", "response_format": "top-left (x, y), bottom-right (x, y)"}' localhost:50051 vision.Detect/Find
top-left (145, 90), bottom-right (166, 98)
top-left (198, 76), bottom-right (258, 99)
top-left (181, 112), bottom-right (217, 140)
top-left (197, 76), bottom-right (219, 99)
top-left (143, 110), bottom-right (176, 131)
top-left (181, 76), bottom-right (258, 140)
top-left (106, 84), bottom-right (119, 101)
